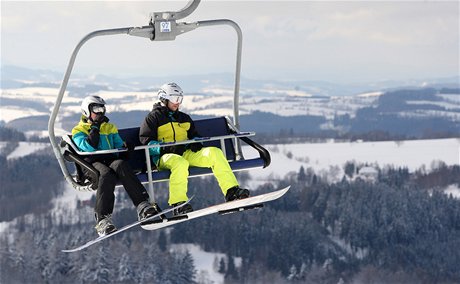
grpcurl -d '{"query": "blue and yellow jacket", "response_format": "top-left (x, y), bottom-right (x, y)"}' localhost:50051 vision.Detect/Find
top-left (72, 115), bottom-right (124, 152)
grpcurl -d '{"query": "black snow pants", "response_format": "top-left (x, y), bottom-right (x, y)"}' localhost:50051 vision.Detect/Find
top-left (87, 159), bottom-right (150, 220)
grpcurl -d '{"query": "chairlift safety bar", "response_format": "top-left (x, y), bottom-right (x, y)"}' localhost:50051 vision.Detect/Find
top-left (62, 132), bottom-right (255, 156)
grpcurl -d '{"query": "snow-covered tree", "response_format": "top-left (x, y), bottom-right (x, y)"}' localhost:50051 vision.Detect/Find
top-left (93, 246), bottom-right (111, 284)
top-left (118, 253), bottom-right (135, 283)
top-left (171, 250), bottom-right (196, 284)
top-left (287, 264), bottom-right (298, 281)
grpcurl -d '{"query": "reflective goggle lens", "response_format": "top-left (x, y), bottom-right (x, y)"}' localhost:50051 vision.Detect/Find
top-left (91, 105), bottom-right (106, 114)
top-left (169, 95), bottom-right (183, 104)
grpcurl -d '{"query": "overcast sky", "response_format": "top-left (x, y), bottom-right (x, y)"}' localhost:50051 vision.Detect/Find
top-left (1, 1), bottom-right (459, 84)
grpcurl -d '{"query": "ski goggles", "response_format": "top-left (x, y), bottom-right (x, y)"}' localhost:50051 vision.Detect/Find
top-left (168, 95), bottom-right (183, 104)
top-left (90, 104), bottom-right (106, 114)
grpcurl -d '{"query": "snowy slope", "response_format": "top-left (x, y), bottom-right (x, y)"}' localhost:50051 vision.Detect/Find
top-left (1, 86), bottom-right (378, 124)
top-left (5, 142), bottom-right (48, 160)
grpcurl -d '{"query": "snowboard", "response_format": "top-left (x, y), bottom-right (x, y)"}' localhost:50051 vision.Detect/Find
top-left (141, 186), bottom-right (290, 231)
top-left (62, 198), bottom-right (193, 253)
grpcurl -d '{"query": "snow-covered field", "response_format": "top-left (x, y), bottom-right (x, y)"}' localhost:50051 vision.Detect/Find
top-left (1, 86), bottom-right (379, 128)
top-left (244, 138), bottom-right (460, 186)
top-left (2, 138), bottom-right (459, 204)
top-left (2, 141), bottom-right (48, 160)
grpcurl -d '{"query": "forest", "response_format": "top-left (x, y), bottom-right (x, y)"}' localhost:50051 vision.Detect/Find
top-left (1, 147), bottom-right (460, 283)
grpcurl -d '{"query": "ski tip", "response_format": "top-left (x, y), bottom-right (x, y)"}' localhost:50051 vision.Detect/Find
top-left (278, 185), bottom-right (291, 194)
top-left (62, 248), bottom-right (78, 253)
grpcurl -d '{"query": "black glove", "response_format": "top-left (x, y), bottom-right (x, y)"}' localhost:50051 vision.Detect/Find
top-left (124, 142), bottom-right (135, 152)
top-left (91, 115), bottom-right (108, 128)
top-left (120, 142), bottom-right (135, 160)
top-left (189, 142), bottom-right (203, 152)
top-left (87, 126), bottom-right (100, 148)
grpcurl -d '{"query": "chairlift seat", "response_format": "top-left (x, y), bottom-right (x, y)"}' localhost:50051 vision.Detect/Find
top-left (60, 116), bottom-right (270, 188)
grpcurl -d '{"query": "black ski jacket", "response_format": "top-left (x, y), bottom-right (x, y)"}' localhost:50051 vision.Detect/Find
top-left (139, 102), bottom-right (200, 156)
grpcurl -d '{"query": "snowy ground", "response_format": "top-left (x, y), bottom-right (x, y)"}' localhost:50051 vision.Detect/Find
top-left (244, 138), bottom-right (460, 187)
top-left (1, 86), bottom-right (378, 125)
top-left (444, 184), bottom-right (460, 199)
top-left (4, 142), bottom-right (48, 160)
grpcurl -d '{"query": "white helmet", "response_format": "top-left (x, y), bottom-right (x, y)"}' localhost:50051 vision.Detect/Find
top-left (158, 83), bottom-right (183, 104)
top-left (81, 95), bottom-right (106, 117)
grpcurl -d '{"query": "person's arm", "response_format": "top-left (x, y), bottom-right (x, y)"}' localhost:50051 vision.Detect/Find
top-left (81, 115), bottom-right (109, 150)
top-left (186, 114), bottom-right (200, 139)
top-left (139, 113), bottom-right (159, 145)
top-left (72, 126), bottom-right (98, 152)
top-left (110, 124), bottom-right (124, 149)
top-left (139, 113), bottom-right (162, 163)
top-left (186, 115), bottom-right (203, 152)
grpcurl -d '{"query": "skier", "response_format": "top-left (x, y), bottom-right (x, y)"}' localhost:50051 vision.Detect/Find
top-left (72, 95), bottom-right (161, 236)
top-left (139, 82), bottom-right (250, 216)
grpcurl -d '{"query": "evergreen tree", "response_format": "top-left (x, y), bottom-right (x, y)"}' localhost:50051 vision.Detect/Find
top-left (93, 246), bottom-right (111, 284)
top-left (118, 253), bottom-right (135, 283)
top-left (287, 265), bottom-right (298, 281)
top-left (172, 250), bottom-right (197, 284)
top-left (225, 254), bottom-right (238, 281)
top-left (158, 230), bottom-right (168, 252)
top-left (298, 166), bottom-right (307, 181)
top-left (218, 257), bottom-right (226, 274)
top-left (79, 262), bottom-right (95, 284)
top-left (56, 252), bottom-right (73, 280)
top-left (344, 161), bottom-right (356, 178)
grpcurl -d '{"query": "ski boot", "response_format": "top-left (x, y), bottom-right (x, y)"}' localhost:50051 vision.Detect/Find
top-left (137, 201), bottom-right (163, 222)
top-left (95, 214), bottom-right (117, 237)
top-left (225, 186), bottom-right (250, 202)
top-left (171, 201), bottom-right (193, 216)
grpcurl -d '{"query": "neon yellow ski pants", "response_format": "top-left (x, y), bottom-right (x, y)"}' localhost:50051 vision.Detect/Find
top-left (158, 146), bottom-right (239, 205)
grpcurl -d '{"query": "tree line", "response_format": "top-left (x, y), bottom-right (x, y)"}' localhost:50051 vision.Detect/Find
top-left (0, 147), bottom-right (62, 222)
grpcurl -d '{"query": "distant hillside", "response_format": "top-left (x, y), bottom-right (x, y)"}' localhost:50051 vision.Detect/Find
top-left (1, 65), bottom-right (459, 140)
top-left (347, 88), bottom-right (460, 139)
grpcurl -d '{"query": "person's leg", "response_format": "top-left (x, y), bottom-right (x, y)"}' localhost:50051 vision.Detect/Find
top-left (158, 153), bottom-right (189, 205)
top-left (87, 162), bottom-right (118, 236)
top-left (91, 162), bottom-right (118, 220)
top-left (183, 147), bottom-right (238, 196)
top-left (109, 159), bottom-right (162, 220)
top-left (108, 159), bottom-right (150, 206)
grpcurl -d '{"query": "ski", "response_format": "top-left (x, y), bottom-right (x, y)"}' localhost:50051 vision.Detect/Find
top-left (141, 186), bottom-right (290, 231)
top-left (62, 197), bottom-right (193, 253)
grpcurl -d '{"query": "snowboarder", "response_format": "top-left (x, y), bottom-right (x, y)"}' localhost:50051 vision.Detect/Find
top-left (72, 95), bottom-right (161, 236)
top-left (139, 83), bottom-right (250, 216)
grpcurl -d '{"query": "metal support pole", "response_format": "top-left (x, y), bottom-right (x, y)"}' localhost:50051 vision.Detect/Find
top-left (144, 148), bottom-right (155, 201)
top-left (195, 19), bottom-right (244, 159)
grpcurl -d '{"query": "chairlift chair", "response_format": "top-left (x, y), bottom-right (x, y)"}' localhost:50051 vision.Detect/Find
top-left (48, 0), bottom-right (271, 201)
